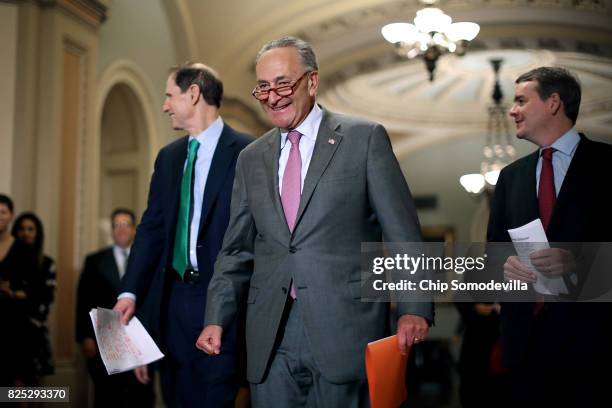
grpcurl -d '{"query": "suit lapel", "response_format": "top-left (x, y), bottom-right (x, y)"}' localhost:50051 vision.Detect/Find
top-left (521, 150), bottom-right (539, 221)
top-left (549, 135), bottom-right (589, 232)
top-left (198, 125), bottom-right (238, 236)
top-left (262, 109), bottom-right (342, 236)
top-left (294, 110), bottom-right (343, 231)
top-left (261, 129), bottom-right (288, 231)
top-left (102, 248), bottom-right (121, 290)
top-left (169, 137), bottom-right (189, 231)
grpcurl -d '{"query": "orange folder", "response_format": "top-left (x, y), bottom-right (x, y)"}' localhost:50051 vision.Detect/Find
top-left (365, 335), bottom-right (409, 408)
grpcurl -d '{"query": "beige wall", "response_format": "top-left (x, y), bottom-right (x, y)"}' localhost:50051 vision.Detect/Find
top-left (97, 0), bottom-right (179, 149)
top-left (0, 2), bottom-right (18, 195)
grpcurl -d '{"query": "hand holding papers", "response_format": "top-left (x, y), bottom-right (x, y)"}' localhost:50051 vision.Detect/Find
top-left (89, 307), bottom-right (164, 375)
top-left (508, 219), bottom-right (567, 295)
top-left (366, 335), bottom-right (408, 408)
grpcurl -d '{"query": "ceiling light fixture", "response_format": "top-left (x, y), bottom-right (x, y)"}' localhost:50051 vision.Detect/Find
top-left (460, 58), bottom-right (516, 195)
top-left (381, 0), bottom-right (480, 81)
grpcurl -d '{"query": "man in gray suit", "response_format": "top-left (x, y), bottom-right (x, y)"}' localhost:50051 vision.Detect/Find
top-left (197, 37), bottom-right (433, 407)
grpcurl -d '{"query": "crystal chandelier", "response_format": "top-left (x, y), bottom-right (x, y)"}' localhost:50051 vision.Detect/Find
top-left (460, 58), bottom-right (516, 195)
top-left (381, 0), bottom-right (480, 81)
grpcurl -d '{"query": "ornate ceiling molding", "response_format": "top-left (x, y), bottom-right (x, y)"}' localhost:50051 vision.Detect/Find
top-left (37, 0), bottom-right (108, 28)
top-left (319, 50), bottom-right (612, 145)
top-left (297, 0), bottom-right (611, 44)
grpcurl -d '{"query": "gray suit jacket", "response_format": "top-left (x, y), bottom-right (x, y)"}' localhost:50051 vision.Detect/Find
top-left (205, 108), bottom-right (434, 383)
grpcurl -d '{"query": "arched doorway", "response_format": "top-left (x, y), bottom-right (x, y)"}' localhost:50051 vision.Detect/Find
top-left (98, 83), bottom-right (149, 246)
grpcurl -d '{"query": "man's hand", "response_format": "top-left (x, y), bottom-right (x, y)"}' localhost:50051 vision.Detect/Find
top-left (530, 248), bottom-right (576, 277)
top-left (504, 255), bottom-right (536, 283)
top-left (13, 290), bottom-right (26, 299)
top-left (134, 365), bottom-right (150, 384)
top-left (0, 280), bottom-right (12, 297)
top-left (196, 325), bottom-right (223, 355)
top-left (113, 298), bottom-right (136, 325)
top-left (81, 338), bottom-right (97, 359)
top-left (396, 314), bottom-right (429, 355)
top-left (474, 303), bottom-right (501, 316)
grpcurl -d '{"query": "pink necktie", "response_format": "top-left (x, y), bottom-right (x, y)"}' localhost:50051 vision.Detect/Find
top-left (534, 147), bottom-right (556, 315)
top-left (281, 130), bottom-right (302, 299)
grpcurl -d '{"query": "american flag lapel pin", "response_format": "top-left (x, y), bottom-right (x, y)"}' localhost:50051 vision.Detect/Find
top-left (328, 138), bottom-right (335, 145)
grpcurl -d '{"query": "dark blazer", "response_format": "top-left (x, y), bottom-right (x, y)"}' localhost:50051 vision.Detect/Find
top-left (0, 241), bottom-right (40, 384)
top-left (120, 124), bottom-right (252, 341)
top-left (75, 246), bottom-right (155, 406)
top-left (75, 247), bottom-right (121, 343)
top-left (487, 134), bottom-right (612, 370)
top-left (205, 108), bottom-right (434, 384)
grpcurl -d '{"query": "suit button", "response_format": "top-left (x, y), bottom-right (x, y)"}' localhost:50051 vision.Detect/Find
top-left (282, 287), bottom-right (287, 294)
top-left (289, 246), bottom-right (297, 253)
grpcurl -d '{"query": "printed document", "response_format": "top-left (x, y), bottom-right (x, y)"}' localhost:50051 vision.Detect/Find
top-left (508, 219), bottom-right (567, 295)
top-left (89, 307), bottom-right (164, 375)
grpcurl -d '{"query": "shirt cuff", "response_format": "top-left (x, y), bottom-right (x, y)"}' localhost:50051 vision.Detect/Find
top-left (117, 292), bottom-right (136, 301)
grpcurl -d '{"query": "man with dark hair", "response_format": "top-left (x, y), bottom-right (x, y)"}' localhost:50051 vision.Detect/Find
top-left (197, 37), bottom-right (433, 407)
top-left (514, 67), bottom-right (581, 124)
top-left (487, 66), bottom-right (612, 405)
top-left (172, 64), bottom-right (224, 109)
top-left (111, 208), bottom-right (136, 226)
top-left (76, 208), bottom-right (153, 407)
top-left (113, 63), bottom-right (252, 407)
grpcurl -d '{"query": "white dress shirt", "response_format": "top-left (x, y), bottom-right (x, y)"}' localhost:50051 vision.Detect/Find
top-left (536, 127), bottom-right (580, 197)
top-left (112, 245), bottom-right (130, 279)
top-left (118, 117), bottom-right (224, 301)
top-left (188, 116), bottom-right (223, 270)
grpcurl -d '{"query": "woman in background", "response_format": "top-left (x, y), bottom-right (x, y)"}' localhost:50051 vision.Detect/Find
top-left (12, 212), bottom-right (56, 382)
top-left (0, 194), bottom-right (38, 386)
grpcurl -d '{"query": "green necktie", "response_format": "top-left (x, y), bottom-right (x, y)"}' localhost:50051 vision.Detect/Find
top-left (172, 138), bottom-right (200, 279)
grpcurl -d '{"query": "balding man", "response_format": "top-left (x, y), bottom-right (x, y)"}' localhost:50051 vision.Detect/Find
top-left (198, 37), bottom-right (433, 407)
top-left (114, 63), bottom-right (252, 407)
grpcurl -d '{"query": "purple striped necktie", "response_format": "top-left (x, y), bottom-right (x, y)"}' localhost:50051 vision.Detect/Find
top-left (281, 130), bottom-right (302, 299)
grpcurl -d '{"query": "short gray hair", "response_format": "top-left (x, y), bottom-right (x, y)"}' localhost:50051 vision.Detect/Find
top-left (255, 36), bottom-right (319, 72)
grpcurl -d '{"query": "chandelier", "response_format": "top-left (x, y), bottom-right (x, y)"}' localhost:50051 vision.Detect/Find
top-left (460, 58), bottom-right (516, 195)
top-left (381, 0), bottom-right (480, 81)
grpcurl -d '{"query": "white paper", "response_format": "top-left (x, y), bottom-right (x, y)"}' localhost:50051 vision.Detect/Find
top-left (89, 307), bottom-right (164, 375)
top-left (508, 219), bottom-right (568, 295)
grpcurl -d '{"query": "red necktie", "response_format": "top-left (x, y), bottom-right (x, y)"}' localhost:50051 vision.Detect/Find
top-left (538, 148), bottom-right (556, 231)
top-left (534, 147), bottom-right (556, 314)
top-left (281, 130), bottom-right (302, 299)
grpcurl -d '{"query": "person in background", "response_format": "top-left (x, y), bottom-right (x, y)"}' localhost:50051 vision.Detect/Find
top-left (12, 212), bottom-right (56, 383)
top-left (455, 302), bottom-right (508, 408)
top-left (76, 208), bottom-right (154, 407)
top-left (0, 194), bottom-right (39, 387)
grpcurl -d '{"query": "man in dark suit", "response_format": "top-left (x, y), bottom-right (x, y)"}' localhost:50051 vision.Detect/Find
top-left (76, 208), bottom-right (153, 407)
top-left (487, 66), bottom-right (612, 406)
top-left (197, 37), bottom-right (433, 407)
top-left (113, 63), bottom-right (252, 407)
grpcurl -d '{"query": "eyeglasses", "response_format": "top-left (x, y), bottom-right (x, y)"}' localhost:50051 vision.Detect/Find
top-left (251, 71), bottom-right (311, 101)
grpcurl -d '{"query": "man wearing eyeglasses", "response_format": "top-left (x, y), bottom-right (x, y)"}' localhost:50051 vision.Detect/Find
top-left (76, 209), bottom-right (155, 407)
top-left (198, 37), bottom-right (433, 407)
